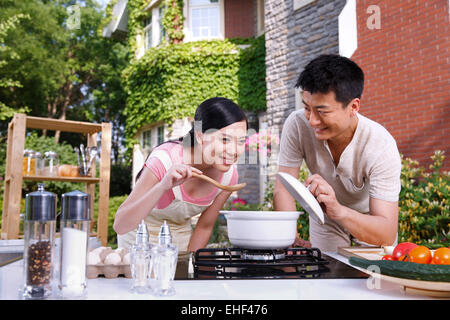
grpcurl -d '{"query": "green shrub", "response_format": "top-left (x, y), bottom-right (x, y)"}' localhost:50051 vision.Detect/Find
top-left (398, 151), bottom-right (449, 248)
top-left (93, 194), bottom-right (128, 248)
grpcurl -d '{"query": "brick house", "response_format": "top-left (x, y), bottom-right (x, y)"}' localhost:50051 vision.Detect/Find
top-left (106, 0), bottom-right (449, 204)
top-left (264, 0), bottom-right (450, 182)
top-left (104, 0), bottom-right (266, 204)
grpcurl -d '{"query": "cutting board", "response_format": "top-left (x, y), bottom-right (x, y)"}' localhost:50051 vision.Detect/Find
top-left (338, 247), bottom-right (450, 298)
top-left (338, 246), bottom-right (385, 260)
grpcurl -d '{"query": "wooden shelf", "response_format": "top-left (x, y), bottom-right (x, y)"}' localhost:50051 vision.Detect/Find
top-left (23, 175), bottom-right (100, 184)
top-left (2, 114), bottom-right (112, 246)
top-left (26, 116), bottom-right (102, 134)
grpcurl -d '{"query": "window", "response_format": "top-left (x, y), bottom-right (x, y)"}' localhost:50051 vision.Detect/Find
top-left (158, 6), bottom-right (165, 44)
top-left (143, 17), bottom-right (152, 50)
top-left (157, 126), bottom-right (165, 145)
top-left (142, 129), bottom-right (152, 150)
top-left (256, 0), bottom-right (265, 36)
top-left (189, 0), bottom-right (220, 40)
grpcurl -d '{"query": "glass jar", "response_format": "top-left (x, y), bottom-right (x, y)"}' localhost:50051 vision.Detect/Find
top-left (22, 149), bottom-right (31, 176)
top-left (23, 150), bottom-right (37, 176)
top-left (35, 152), bottom-right (43, 176)
top-left (22, 184), bottom-right (57, 299)
top-left (59, 190), bottom-right (91, 298)
top-left (43, 151), bottom-right (59, 177)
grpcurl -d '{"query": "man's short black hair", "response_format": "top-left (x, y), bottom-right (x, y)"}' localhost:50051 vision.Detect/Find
top-left (295, 54), bottom-right (364, 106)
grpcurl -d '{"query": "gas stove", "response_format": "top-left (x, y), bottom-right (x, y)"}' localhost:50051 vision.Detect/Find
top-left (190, 247), bottom-right (368, 280)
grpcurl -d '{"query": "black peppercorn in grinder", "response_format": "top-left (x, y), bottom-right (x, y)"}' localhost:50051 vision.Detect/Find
top-left (22, 183), bottom-right (57, 300)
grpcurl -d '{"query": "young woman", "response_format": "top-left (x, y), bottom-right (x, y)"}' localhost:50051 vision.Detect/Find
top-left (114, 97), bottom-right (248, 252)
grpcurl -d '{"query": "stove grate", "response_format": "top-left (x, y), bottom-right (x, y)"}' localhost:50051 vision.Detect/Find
top-left (193, 247), bottom-right (330, 279)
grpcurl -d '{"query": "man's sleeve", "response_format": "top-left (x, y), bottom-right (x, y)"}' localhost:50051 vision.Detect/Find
top-left (278, 112), bottom-right (304, 168)
top-left (369, 143), bottom-right (402, 202)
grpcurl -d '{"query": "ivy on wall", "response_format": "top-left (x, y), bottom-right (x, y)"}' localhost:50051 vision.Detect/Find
top-left (122, 35), bottom-right (266, 150)
top-left (122, 1), bottom-right (266, 151)
top-left (162, 0), bottom-right (184, 44)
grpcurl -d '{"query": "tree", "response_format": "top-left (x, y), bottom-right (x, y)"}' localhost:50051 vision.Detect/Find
top-left (0, 0), bottom-right (128, 162)
top-left (0, 13), bottom-right (30, 121)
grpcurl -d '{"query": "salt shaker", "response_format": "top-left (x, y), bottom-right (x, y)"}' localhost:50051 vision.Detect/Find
top-left (151, 220), bottom-right (178, 296)
top-left (130, 220), bottom-right (152, 293)
top-left (58, 190), bottom-right (90, 298)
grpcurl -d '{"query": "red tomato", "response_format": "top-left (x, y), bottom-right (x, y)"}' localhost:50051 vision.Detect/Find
top-left (432, 247), bottom-right (450, 265)
top-left (382, 255), bottom-right (394, 260)
top-left (392, 242), bottom-right (418, 260)
top-left (407, 246), bottom-right (432, 264)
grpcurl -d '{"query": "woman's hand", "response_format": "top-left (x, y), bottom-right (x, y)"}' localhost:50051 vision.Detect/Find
top-left (160, 164), bottom-right (203, 190)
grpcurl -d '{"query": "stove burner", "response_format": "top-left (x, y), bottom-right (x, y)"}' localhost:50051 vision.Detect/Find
top-left (193, 247), bottom-right (331, 279)
top-left (240, 249), bottom-right (286, 261)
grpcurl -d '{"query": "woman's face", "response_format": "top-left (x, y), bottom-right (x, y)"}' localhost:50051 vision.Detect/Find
top-left (197, 120), bottom-right (247, 172)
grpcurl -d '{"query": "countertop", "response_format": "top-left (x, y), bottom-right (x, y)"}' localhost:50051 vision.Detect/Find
top-left (0, 251), bottom-right (444, 300)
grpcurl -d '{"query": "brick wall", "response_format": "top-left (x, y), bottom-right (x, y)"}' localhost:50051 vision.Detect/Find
top-left (351, 0), bottom-right (450, 170)
top-left (265, 0), bottom-right (346, 183)
top-left (224, 0), bottom-right (255, 38)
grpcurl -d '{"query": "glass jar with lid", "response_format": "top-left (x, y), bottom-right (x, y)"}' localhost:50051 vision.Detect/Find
top-left (23, 150), bottom-right (39, 176)
top-left (43, 151), bottom-right (59, 177)
top-left (23, 149), bottom-right (32, 176)
top-left (35, 152), bottom-right (43, 176)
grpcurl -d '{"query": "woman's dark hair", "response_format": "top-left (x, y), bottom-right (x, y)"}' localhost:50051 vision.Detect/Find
top-left (295, 54), bottom-right (364, 106)
top-left (135, 97), bottom-right (247, 181)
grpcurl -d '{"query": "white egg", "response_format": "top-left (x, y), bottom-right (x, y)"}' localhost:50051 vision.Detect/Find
top-left (87, 252), bottom-right (102, 265)
top-left (114, 248), bottom-right (128, 258)
top-left (123, 252), bottom-right (131, 265)
top-left (104, 252), bottom-right (122, 265)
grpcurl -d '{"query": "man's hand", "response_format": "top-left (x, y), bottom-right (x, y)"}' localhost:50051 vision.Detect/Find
top-left (292, 236), bottom-right (311, 248)
top-left (305, 174), bottom-right (346, 222)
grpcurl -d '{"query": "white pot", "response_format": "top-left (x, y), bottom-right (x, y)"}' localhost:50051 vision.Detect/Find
top-left (221, 211), bottom-right (302, 249)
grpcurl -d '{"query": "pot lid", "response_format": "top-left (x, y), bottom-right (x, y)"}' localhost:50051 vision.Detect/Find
top-left (276, 172), bottom-right (325, 224)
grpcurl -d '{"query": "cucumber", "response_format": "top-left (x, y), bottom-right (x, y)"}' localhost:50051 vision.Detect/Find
top-left (348, 256), bottom-right (450, 282)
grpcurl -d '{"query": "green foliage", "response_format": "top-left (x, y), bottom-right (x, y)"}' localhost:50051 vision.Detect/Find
top-left (93, 195), bottom-right (129, 248)
top-left (123, 36), bottom-right (266, 150)
top-left (0, 0), bottom-right (128, 157)
top-left (0, 13), bottom-right (30, 120)
top-left (125, 0), bottom-right (149, 60)
top-left (399, 151), bottom-right (449, 248)
top-left (161, 0), bottom-right (184, 44)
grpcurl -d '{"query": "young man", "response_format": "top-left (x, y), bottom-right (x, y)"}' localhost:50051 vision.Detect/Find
top-left (274, 54), bottom-right (401, 252)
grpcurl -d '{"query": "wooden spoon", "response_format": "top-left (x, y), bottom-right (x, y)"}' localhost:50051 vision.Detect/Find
top-left (191, 172), bottom-right (246, 192)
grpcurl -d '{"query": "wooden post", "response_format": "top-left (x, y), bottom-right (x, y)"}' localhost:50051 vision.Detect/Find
top-left (98, 123), bottom-right (112, 246)
top-left (1, 114), bottom-right (26, 239)
top-left (86, 132), bottom-right (97, 235)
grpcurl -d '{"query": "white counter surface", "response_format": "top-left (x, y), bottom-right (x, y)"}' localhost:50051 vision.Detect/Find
top-left (0, 252), bottom-right (445, 300)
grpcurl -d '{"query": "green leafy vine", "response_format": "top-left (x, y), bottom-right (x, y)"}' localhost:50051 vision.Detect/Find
top-left (122, 35), bottom-right (266, 151)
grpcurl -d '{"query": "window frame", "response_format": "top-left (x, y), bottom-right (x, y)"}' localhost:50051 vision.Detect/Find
top-left (185, 0), bottom-right (224, 42)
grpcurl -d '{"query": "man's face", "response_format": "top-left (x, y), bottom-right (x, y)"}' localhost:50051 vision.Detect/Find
top-left (302, 90), bottom-right (359, 142)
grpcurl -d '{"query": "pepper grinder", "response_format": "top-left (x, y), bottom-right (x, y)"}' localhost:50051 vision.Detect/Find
top-left (151, 220), bottom-right (178, 296)
top-left (130, 220), bottom-right (152, 293)
top-left (22, 184), bottom-right (57, 299)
